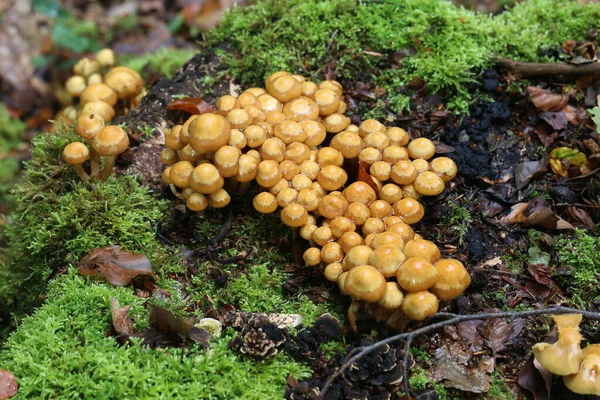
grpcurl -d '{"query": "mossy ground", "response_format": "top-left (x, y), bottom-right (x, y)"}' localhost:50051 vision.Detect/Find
top-left (209, 0), bottom-right (600, 113)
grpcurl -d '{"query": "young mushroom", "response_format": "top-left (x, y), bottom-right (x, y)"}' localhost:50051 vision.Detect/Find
top-left (63, 142), bottom-right (91, 183)
top-left (91, 125), bottom-right (129, 181)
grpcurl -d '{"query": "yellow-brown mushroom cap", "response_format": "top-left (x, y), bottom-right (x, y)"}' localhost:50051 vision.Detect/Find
top-left (324, 262), bottom-right (344, 282)
top-left (404, 239), bottom-right (441, 264)
top-left (430, 157), bottom-right (458, 182)
top-left (407, 137), bottom-right (436, 160)
top-left (280, 203), bottom-right (308, 227)
top-left (189, 113), bottom-right (232, 153)
top-left (63, 142), bottom-right (90, 165)
top-left (396, 257), bottom-right (439, 292)
top-left (344, 265), bottom-right (387, 303)
top-left (253, 192), bottom-right (278, 214)
top-left (533, 327), bottom-right (583, 376)
top-left (92, 125), bottom-right (129, 156)
top-left (190, 163), bottom-right (224, 194)
top-left (430, 259), bottom-right (470, 300)
top-left (80, 83), bottom-right (117, 106)
top-left (169, 161), bottom-right (195, 189)
top-left (104, 67), bottom-right (143, 99)
top-left (75, 113), bottom-right (105, 140)
top-left (377, 282), bottom-right (405, 309)
top-left (563, 353), bottom-right (600, 395)
top-left (401, 291), bottom-right (439, 321)
top-left (343, 181), bottom-right (377, 205)
top-left (369, 245), bottom-right (406, 277)
top-left (342, 245), bottom-right (373, 271)
top-left (414, 171), bottom-right (445, 196)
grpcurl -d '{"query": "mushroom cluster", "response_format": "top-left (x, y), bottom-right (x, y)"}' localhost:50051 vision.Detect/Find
top-left (61, 49), bottom-right (144, 182)
top-left (160, 71), bottom-right (470, 328)
top-left (533, 314), bottom-right (600, 396)
top-left (57, 48), bottom-right (145, 125)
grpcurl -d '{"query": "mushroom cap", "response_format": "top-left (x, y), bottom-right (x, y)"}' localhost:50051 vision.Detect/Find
top-left (190, 163), bottom-right (224, 194)
top-left (344, 265), bottom-right (387, 303)
top-left (338, 231), bottom-right (363, 253)
top-left (401, 291), bottom-right (439, 321)
top-left (563, 353), bottom-right (600, 395)
top-left (393, 198), bottom-right (425, 225)
top-left (331, 131), bottom-right (364, 158)
top-left (303, 247), bottom-right (322, 266)
top-left (81, 100), bottom-right (115, 122)
top-left (75, 113), bottom-right (105, 140)
top-left (430, 259), bottom-right (470, 300)
top-left (169, 161), bottom-right (195, 189)
top-left (342, 245), bottom-right (373, 271)
top-left (533, 327), bottom-right (584, 376)
top-left (396, 257), bottom-right (439, 292)
top-left (324, 262), bottom-right (343, 282)
top-left (403, 239), bottom-right (441, 263)
top-left (283, 96), bottom-right (320, 121)
top-left (253, 192), bottom-right (278, 214)
top-left (189, 113), bottom-right (232, 153)
top-left (369, 245), bottom-right (406, 277)
top-left (414, 171), bottom-right (445, 196)
top-left (321, 242), bottom-right (344, 264)
top-left (209, 188), bottom-right (231, 208)
top-left (343, 181), bottom-right (377, 205)
top-left (317, 165), bottom-right (348, 191)
top-left (280, 204), bottom-right (308, 227)
top-left (63, 142), bottom-right (90, 165)
top-left (407, 137), bottom-right (436, 160)
top-left (104, 67), bottom-right (143, 99)
top-left (430, 157), bottom-right (457, 182)
top-left (186, 192), bottom-right (209, 212)
top-left (377, 282), bottom-right (405, 310)
top-left (80, 83), bottom-right (117, 106)
top-left (92, 125), bottom-right (129, 156)
top-left (319, 194), bottom-right (349, 219)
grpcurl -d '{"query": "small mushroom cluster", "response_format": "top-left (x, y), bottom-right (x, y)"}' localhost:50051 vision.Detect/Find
top-left (61, 50), bottom-right (144, 183)
top-left (57, 48), bottom-right (145, 125)
top-left (533, 314), bottom-right (600, 396)
top-left (160, 71), bottom-right (470, 328)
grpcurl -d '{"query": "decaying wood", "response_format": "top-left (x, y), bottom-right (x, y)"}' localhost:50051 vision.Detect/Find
top-left (497, 57), bottom-right (600, 77)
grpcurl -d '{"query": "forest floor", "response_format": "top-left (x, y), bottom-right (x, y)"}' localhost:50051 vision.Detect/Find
top-left (1, 1), bottom-right (600, 399)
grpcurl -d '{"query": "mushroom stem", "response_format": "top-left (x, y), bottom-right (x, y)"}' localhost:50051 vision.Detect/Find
top-left (75, 165), bottom-right (90, 184)
top-left (170, 184), bottom-right (183, 199)
top-left (90, 147), bottom-right (100, 177)
top-left (98, 156), bottom-right (116, 181)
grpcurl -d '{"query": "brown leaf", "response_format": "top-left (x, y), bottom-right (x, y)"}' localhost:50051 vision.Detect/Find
top-left (110, 298), bottom-right (134, 336)
top-left (563, 105), bottom-right (587, 126)
top-left (500, 203), bottom-right (529, 224)
top-left (0, 370), bottom-right (17, 399)
top-left (539, 111), bottom-right (568, 130)
top-left (483, 318), bottom-right (525, 357)
top-left (523, 198), bottom-right (575, 230)
top-left (78, 246), bottom-right (155, 286)
top-left (148, 305), bottom-right (211, 348)
top-left (518, 356), bottom-right (550, 400)
top-left (528, 86), bottom-right (569, 112)
top-left (456, 320), bottom-right (485, 352)
top-left (527, 263), bottom-right (562, 292)
top-left (166, 97), bottom-right (214, 115)
top-left (514, 158), bottom-right (548, 189)
top-left (566, 207), bottom-right (596, 230)
top-left (358, 160), bottom-right (380, 195)
top-left (432, 343), bottom-right (491, 393)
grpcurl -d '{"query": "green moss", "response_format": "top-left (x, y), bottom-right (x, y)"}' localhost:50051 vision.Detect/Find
top-left (120, 48), bottom-right (197, 78)
top-left (0, 272), bottom-right (311, 399)
top-left (0, 126), bottom-right (170, 317)
top-left (209, 0), bottom-right (600, 114)
top-left (555, 229), bottom-right (600, 303)
top-left (0, 105), bottom-right (26, 209)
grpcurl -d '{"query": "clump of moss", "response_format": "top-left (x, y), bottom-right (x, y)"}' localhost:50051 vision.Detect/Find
top-left (209, 0), bottom-right (600, 113)
top-left (0, 271), bottom-right (311, 399)
top-left (0, 125), bottom-right (170, 320)
top-left (0, 105), bottom-right (26, 209)
top-left (120, 47), bottom-right (197, 78)
top-left (555, 229), bottom-right (600, 303)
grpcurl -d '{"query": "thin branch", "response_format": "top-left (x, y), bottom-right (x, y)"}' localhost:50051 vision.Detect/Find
top-left (319, 306), bottom-right (600, 398)
top-left (497, 57), bottom-right (600, 77)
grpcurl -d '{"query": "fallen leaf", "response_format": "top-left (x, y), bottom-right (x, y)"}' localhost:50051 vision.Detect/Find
top-left (563, 105), bottom-right (587, 126)
top-left (0, 370), bottom-right (17, 399)
top-left (515, 158), bottom-right (548, 190)
top-left (522, 198), bottom-right (575, 230)
top-left (539, 111), bottom-right (568, 130)
top-left (518, 356), bottom-right (550, 400)
top-left (358, 160), bottom-right (380, 195)
top-left (432, 343), bottom-right (491, 393)
top-left (166, 97), bottom-right (214, 115)
top-left (147, 305), bottom-right (211, 348)
top-left (456, 320), bottom-right (485, 352)
top-left (500, 203), bottom-right (529, 224)
top-left (482, 317), bottom-right (525, 357)
top-left (110, 298), bottom-right (134, 336)
top-left (566, 207), bottom-right (596, 231)
top-left (78, 246), bottom-right (155, 286)
top-left (528, 86), bottom-right (569, 112)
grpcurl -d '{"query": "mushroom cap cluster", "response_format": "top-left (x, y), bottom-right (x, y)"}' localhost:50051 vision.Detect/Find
top-left (533, 314), bottom-right (600, 396)
top-left (57, 48), bottom-right (145, 127)
top-left (61, 49), bottom-right (140, 182)
top-left (160, 71), bottom-right (469, 326)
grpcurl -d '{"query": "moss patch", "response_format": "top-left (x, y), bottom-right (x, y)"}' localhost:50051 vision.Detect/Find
top-left (209, 0), bottom-right (600, 113)
top-left (0, 272), bottom-right (311, 399)
top-left (0, 105), bottom-right (26, 209)
top-left (0, 126), bottom-right (171, 320)
top-left (120, 47), bottom-right (197, 78)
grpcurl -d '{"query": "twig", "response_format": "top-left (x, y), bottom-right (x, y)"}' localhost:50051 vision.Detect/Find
top-left (319, 306), bottom-right (600, 398)
top-left (325, 29), bottom-right (339, 56)
top-left (497, 57), bottom-right (600, 77)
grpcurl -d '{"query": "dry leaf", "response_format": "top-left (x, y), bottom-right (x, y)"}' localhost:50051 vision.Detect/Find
top-left (110, 298), bottom-right (134, 336)
top-left (522, 198), bottom-right (575, 230)
top-left (78, 246), bottom-right (155, 286)
top-left (563, 105), bottom-right (587, 126)
top-left (528, 86), bottom-right (569, 112)
top-left (518, 356), bottom-right (550, 400)
top-left (358, 160), bottom-right (380, 195)
top-left (432, 343), bottom-right (491, 393)
top-left (0, 370), bottom-right (17, 399)
top-left (515, 158), bottom-right (548, 189)
top-left (500, 203), bottom-right (529, 224)
top-left (539, 111), bottom-right (568, 130)
top-left (166, 97), bottom-right (214, 115)
top-left (483, 318), bottom-right (525, 357)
